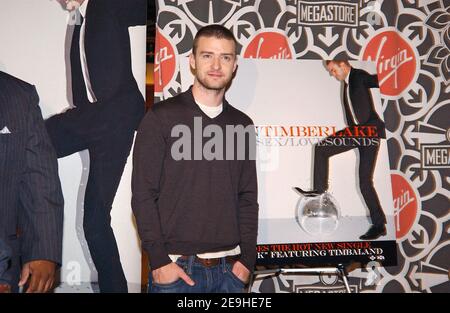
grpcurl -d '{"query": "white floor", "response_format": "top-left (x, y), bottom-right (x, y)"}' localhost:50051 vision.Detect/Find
top-left (258, 215), bottom-right (396, 243)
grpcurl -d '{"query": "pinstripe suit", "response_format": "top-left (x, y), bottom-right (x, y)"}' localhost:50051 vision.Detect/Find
top-left (0, 238), bottom-right (11, 288)
top-left (0, 71), bottom-right (64, 290)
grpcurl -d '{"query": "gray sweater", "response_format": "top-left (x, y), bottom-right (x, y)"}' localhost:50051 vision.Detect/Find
top-left (132, 88), bottom-right (259, 271)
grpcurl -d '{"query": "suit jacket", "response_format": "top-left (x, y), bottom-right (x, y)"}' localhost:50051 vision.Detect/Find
top-left (70, 0), bottom-right (147, 127)
top-left (344, 68), bottom-right (386, 138)
top-left (0, 71), bottom-right (64, 268)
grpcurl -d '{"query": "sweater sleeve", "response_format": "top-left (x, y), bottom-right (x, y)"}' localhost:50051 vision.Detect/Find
top-left (237, 122), bottom-right (259, 272)
top-left (131, 109), bottom-right (172, 270)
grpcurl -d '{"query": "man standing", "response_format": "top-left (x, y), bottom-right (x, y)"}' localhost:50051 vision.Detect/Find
top-left (46, 0), bottom-right (147, 292)
top-left (296, 60), bottom-right (387, 240)
top-left (0, 71), bottom-right (64, 293)
top-left (132, 25), bottom-right (259, 293)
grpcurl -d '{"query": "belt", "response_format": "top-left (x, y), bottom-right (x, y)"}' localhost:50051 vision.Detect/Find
top-left (0, 284), bottom-right (11, 293)
top-left (179, 255), bottom-right (240, 267)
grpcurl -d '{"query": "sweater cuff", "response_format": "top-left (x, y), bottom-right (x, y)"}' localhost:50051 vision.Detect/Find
top-left (145, 243), bottom-right (172, 270)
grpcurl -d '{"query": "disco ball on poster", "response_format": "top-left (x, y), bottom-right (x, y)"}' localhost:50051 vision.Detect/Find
top-left (295, 192), bottom-right (341, 237)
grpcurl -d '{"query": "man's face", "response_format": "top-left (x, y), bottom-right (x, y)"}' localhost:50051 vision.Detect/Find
top-left (190, 36), bottom-right (237, 91)
top-left (326, 62), bottom-right (347, 81)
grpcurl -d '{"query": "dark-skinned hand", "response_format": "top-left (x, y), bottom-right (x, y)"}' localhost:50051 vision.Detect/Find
top-left (19, 260), bottom-right (56, 293)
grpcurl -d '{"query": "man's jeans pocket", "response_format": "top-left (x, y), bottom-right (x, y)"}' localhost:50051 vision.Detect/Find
top-left (150, 278), bottom-right (185, 293)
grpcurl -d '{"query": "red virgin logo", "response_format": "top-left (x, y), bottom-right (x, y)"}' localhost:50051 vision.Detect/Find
top-left (391, 173), bottom-right (419, 240)
top-left (154, 28), bottom-right (176, 94)
top-left (363, 30), bottom-right (417, 97)
top-left (243, 31), bottom-right (293, 59)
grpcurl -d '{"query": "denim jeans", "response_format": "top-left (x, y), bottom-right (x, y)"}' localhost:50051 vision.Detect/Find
top-left (148, 256), bottom-right (246, 293)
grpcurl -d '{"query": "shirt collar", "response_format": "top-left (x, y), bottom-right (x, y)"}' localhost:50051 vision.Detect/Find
top-left (79, 0), bottom-right (89, 18)
top-left (184, 86), bottom-right (229, 114)
top-left (344, 69), bottom-right (350, 85)
top-left (196, 101), bottom-right (223, 112)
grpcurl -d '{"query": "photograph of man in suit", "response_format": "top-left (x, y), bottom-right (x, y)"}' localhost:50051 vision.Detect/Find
top-left (295, 60), bottom-right (387, 241)
top-left (46, 0), bottom-right (147, 292)
top-left (0, 71), bottom-right (64, 293)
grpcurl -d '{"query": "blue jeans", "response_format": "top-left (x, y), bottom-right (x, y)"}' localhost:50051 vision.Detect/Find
top-left (148, 256), bottom-right (246, 293)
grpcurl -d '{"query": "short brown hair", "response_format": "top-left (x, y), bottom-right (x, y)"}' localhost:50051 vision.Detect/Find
top-left (193, 24), bottom-right (237, 55)
top-left (326, 60), bottom-right (351, 67)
